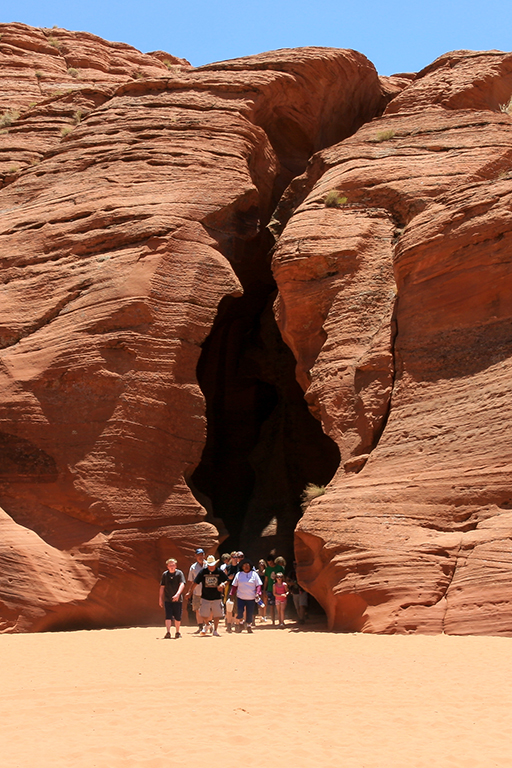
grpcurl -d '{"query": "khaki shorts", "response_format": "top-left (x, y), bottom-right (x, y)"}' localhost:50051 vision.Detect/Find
top-left (191, 594), bottom-right (201, 612)
top-left (200, 598), bottom-right (224, 619)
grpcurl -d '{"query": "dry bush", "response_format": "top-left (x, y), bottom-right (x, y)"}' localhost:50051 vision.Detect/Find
top-left (324, 190), bottom-right (348, 208)
top-left (0, 110), bottom-right (20, 128)
top-left (300, 483), bottom-right (326, 511)
top-left (374, 129), bottom-right (395, 142)
top-left (499, 97), bottom-right (512, 114)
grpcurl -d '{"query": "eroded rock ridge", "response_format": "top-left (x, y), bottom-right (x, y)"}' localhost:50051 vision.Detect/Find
top-left (0, 25), bottom-right (511, 634)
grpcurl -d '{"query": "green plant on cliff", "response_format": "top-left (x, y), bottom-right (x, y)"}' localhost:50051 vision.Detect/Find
top-left (374, 129), bottom-right (395, 142)
top-left (499, 97), bottom-right (512, 115)
top-left (67, 67), bottom-right (79, 78)
top-left (60, 126), bottom-right (72, 137)
top-left (300, 483), bottom-right (326, 511)
top-left (324, 189), bottom-right (348, 208)
top-left (0, 110), bottom-right (20, 128)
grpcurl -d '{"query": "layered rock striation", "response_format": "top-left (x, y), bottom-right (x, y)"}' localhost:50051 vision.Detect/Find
top-left (0, 23), bottom-right (386, 631)
top-left (1, 24), bottom-right (511, 635)
top-left (278, 50), bottom-right (512, 633)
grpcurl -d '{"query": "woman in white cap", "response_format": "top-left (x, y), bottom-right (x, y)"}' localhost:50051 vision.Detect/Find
top-left (185, 548), bottom-right (206, 633)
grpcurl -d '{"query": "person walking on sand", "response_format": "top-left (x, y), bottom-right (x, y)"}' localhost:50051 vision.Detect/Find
top-left (273, 572), bottom-right (289, 628)
top-left (232, 558), bottom-right (262, 633)
top-left (223, 553), bottom-right (238, 633)
top-left (193, 555), bottom-right (227, 636)
top-left (257, 558), bottom-right (267, 622)
top-left (185, 548), bottom-right (205, 634)
top-left (159, 558), bottom-right (186, 639)
top-left (288, 562), bottom-right (308, 625)
top-left (264, 554), bottom-right (281, 625)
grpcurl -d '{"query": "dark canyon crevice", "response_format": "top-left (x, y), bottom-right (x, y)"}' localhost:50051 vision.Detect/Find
top-left (189, 226), bottom-right (341, 563)
top-left (186, 65), bottom-right (393, 563)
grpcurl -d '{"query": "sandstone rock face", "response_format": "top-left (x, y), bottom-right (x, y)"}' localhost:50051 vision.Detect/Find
top-left (0, 24), bottom-right (387, 631)
top-left (3, 27), bottom-right (511, 636)
top-left (274, 50), bottom-right (512, 633)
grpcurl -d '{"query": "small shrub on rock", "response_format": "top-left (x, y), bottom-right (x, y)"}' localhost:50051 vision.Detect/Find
top-left (375, 129), bottom-right (395, 142)
top-left (324, 189), bottom-right (348, 208)
top-left (300, 483), bottom-right (326, 511)
top-left (499, 97), bottom-right (512, 115)
top-left (0, 110), bottom-right (20, 128)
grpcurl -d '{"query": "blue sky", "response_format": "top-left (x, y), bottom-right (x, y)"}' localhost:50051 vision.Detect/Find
top-left (4, 0), bottom-right (512, 75)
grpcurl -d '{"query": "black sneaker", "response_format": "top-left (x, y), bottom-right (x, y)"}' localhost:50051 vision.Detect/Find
top-left (247, 626), bottom-right (253, 634)
top-left (164, 632), bottom-right (171, 639)
top-left (175, 632), bottom-right (182, 639)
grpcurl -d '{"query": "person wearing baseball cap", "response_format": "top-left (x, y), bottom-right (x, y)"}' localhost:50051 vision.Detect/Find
top-left (185, 548), bottom-right (206, 633)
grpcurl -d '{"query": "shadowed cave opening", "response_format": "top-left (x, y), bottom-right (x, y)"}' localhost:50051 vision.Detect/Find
top-left (189, 230), bottom-right (340, 565)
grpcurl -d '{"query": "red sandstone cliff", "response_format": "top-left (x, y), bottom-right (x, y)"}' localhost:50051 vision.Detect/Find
top-left (1, 25), bottom-right (511, 635)
top-left (0, 23), bottom-right (385, 631)
top-left (276, 50), bottom-right (512, 633)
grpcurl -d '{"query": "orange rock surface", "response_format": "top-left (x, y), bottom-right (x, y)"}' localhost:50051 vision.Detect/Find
top-left (276, 51), bottom-right (512, 633)
top-left (0, 23), bottom-right (385, 631)
top-left (2, 25), bottom-right (511, 635)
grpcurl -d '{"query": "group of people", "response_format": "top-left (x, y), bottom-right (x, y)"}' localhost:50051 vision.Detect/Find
top-left (158, 548), bottom-right (308, 639)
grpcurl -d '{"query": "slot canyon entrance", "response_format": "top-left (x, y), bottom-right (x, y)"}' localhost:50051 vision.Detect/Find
top-left (189, 228), bottom-right (340, 564)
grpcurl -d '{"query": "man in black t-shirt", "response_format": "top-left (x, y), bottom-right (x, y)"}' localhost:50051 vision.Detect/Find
top-left (194, 555), bottom-right (227, 636)
top-left (159, 558), bottom-right (186, 639)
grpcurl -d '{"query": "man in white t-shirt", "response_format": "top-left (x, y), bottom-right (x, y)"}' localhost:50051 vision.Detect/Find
top-left (185, 548), bottom-right (205, 633)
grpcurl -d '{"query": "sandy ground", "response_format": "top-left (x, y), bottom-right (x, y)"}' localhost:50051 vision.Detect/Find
top-left (2, 617), bottom-right (512, 768)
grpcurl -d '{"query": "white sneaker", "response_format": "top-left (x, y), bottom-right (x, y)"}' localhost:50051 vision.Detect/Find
top-left (212, 630), bottom-right (220, 637)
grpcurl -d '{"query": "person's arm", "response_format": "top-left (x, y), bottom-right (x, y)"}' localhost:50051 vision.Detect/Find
top-left (185, 571), bottom-right (200, 599)
top-left (159, 585), bottom-right (165, 608)
top-left (229, 573), bottom-right (237, 596)
top-left (173, 574), bottom-right (186, 602)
